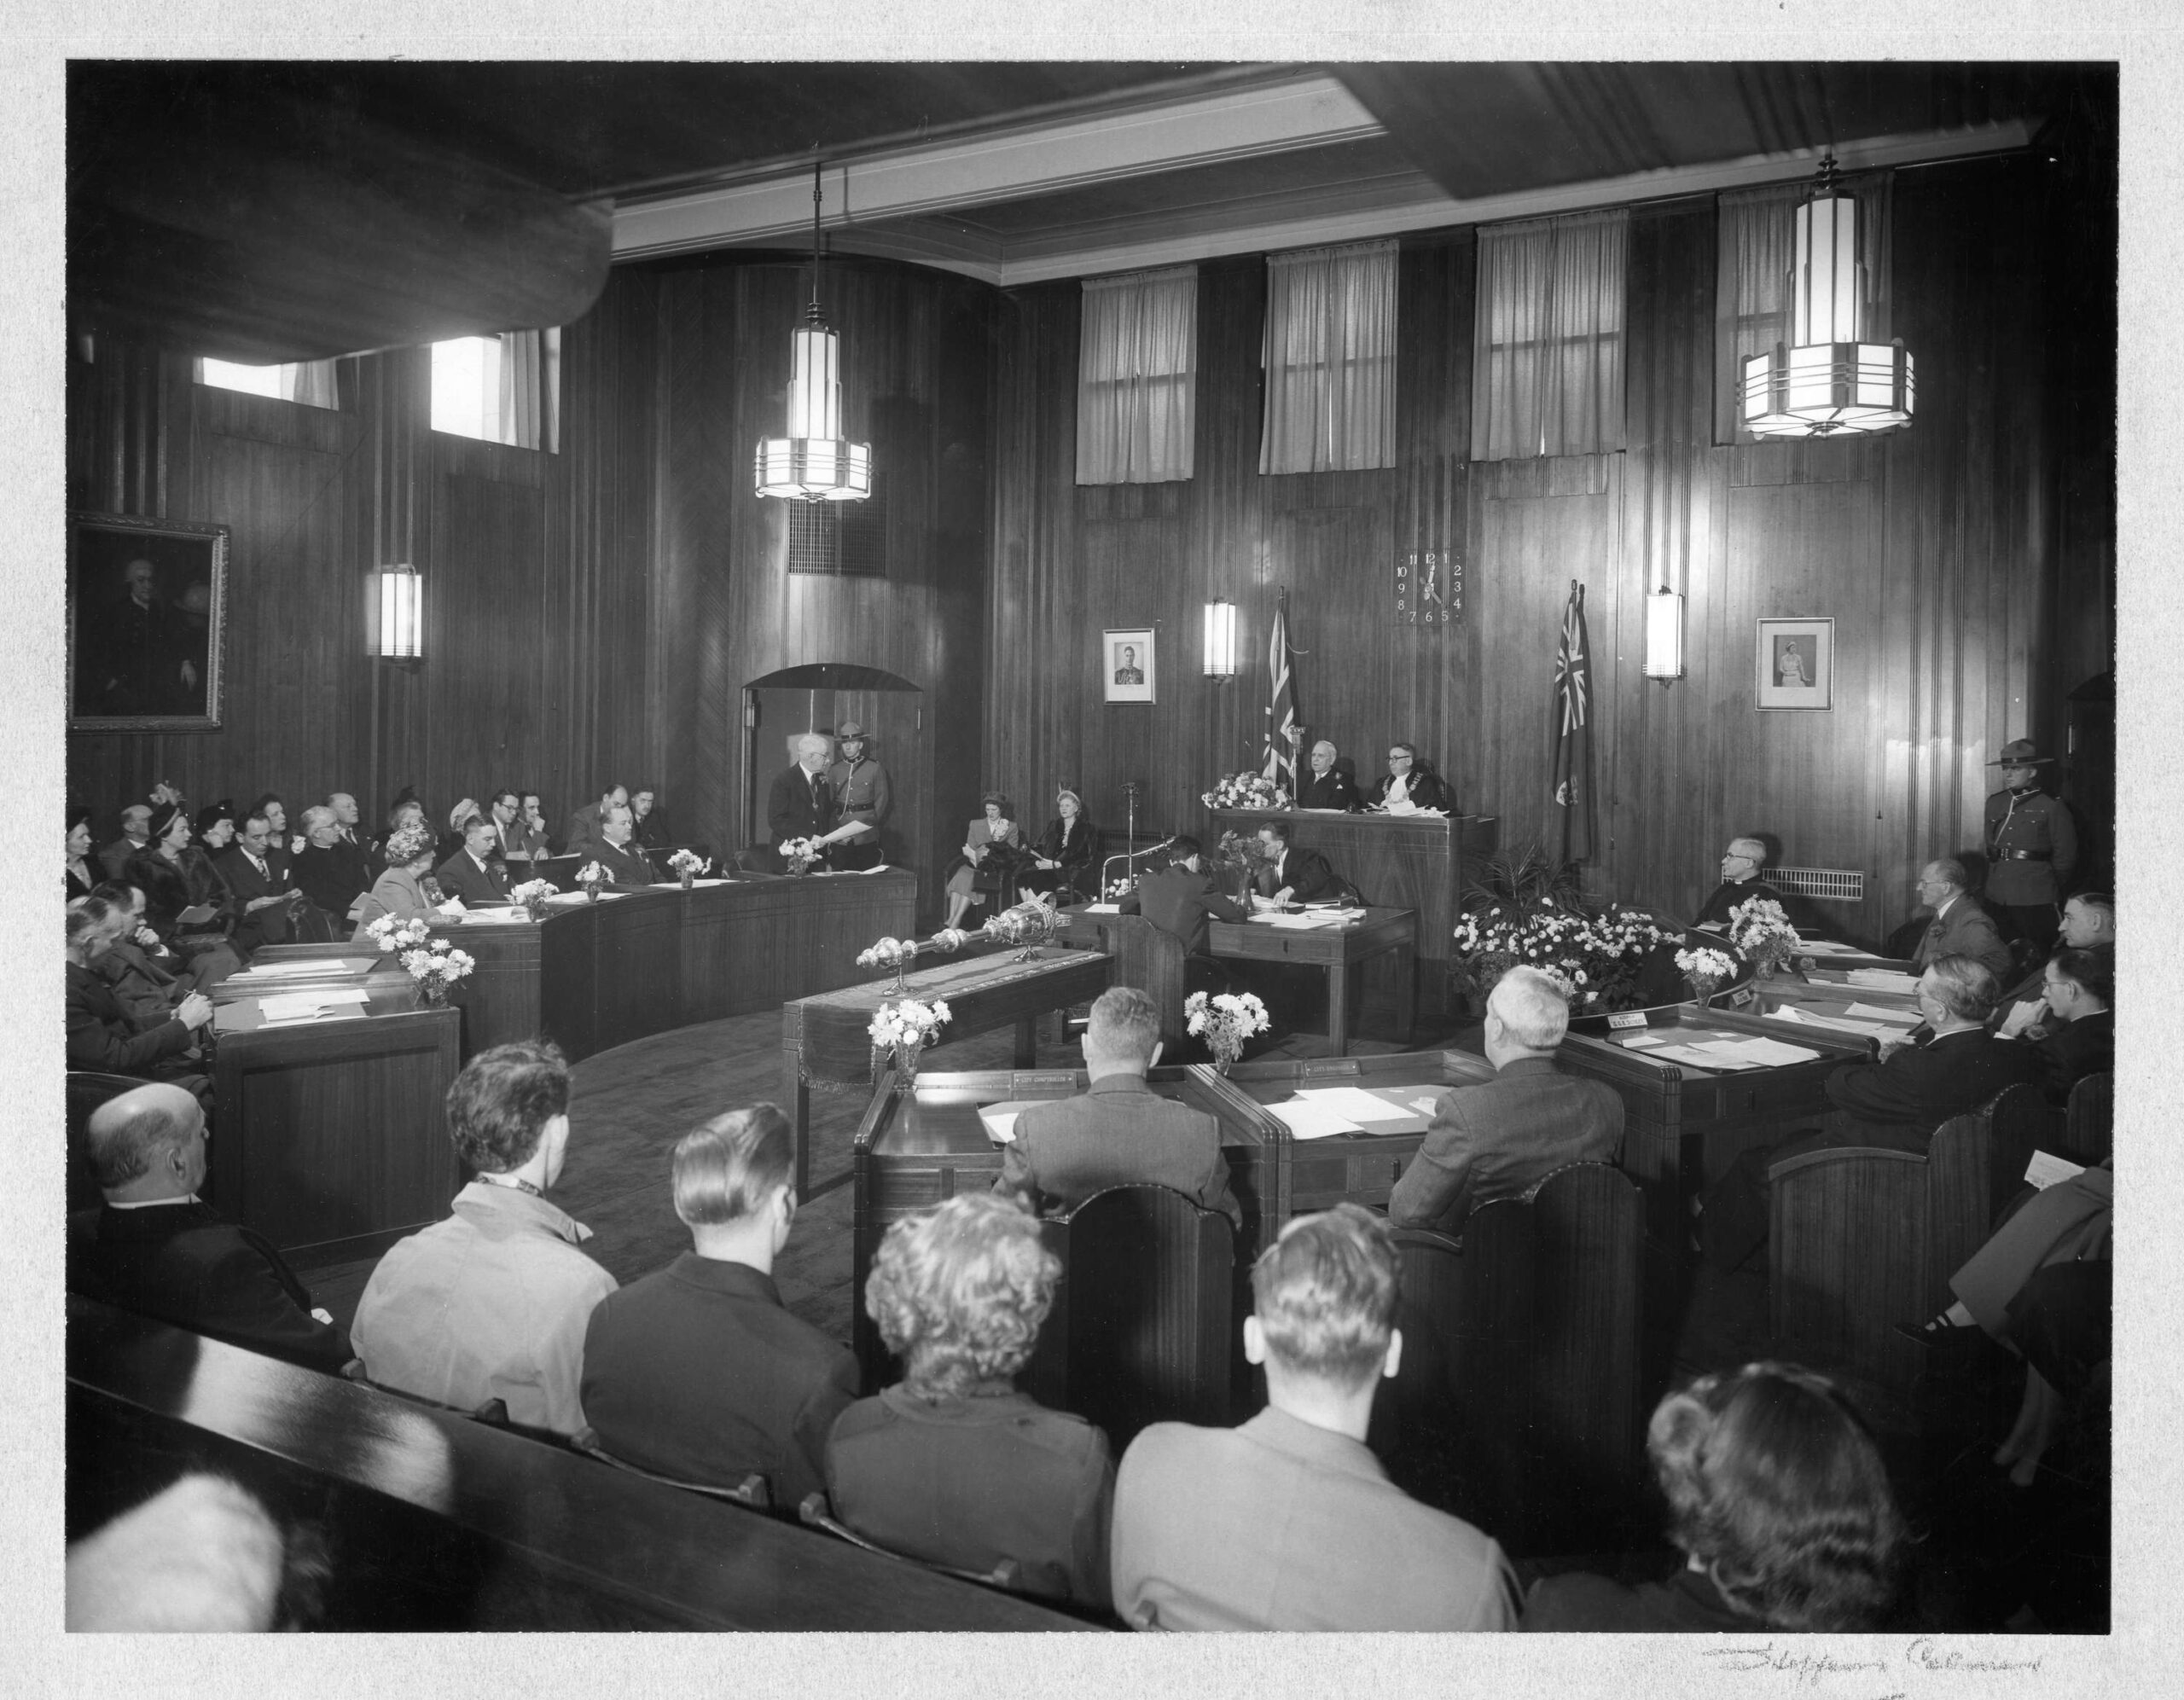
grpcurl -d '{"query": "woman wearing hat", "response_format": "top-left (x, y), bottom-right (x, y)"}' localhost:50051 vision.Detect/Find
top-left (1019, 788), bottom-right (1100, 903)
top-left (352, 825), bottom-right (454, 940)
top-left (125, 800), bottom-right (243, 978)
top-left (1984, 740), bottom-right (2079, 954)
top-left (944, 792), bottom-right (1025, 929)
top-left (826, 723), bottom-right (892, 872)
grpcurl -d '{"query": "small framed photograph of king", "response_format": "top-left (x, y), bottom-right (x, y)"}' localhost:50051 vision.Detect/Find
top-left (1104, 627), bottom-right (1156, 704)
top-left (1754, 616), bottom-right (1834, 711)
top-left (69, 512), bottom-right (230, 732)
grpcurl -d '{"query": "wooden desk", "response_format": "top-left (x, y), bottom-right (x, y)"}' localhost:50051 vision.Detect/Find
top-left (848, 1065), bottom-right (1256, 1397)
top-left (782, 947), bottom-right (1114, 1198)
top-left (68, 1297), bottom-right (1091, 1632)
top-left (260, 870), bottom-right (915, 1063)
top-left (1208, 907), bottom-right (1418, 1054)
top-left (209, 960), bottom-right (462, 1265)
top-left (1210, 808), bottom-right (1497, 1018)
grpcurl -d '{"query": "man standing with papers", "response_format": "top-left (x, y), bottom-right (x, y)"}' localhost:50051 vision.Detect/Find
top-left (1387, 968), bottom-right (1623, 1236)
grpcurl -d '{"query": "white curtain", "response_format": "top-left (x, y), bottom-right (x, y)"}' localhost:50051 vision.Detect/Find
top-left (498, 327), bottom-right (561, 453)
top-left (1077, 267), bottom-right (1196, 484)
top-left (1716, 172), bottom-right (1893, 443)
top-left (1259, 240), bottom-right (1397, 474)
top-left (194, 356), bottom-right (339, 409)
top-left (1471, 209), bottom-right (1628, 461)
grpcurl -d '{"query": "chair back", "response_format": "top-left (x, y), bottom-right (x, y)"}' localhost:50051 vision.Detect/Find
top-left (533, 854), bottom-right (585, 892)
top-left (1093, 914), bottom-right (1187, 1047)
top-left (571, 1426), bottom-right (772, 1511)
top-left (796, 1493), bottom-right (1022, 1591)
top-left (2065, 1072), bottom-right (2112, 1166)
top-left (1022, 1183), bottom-right (1234, 1451)
top-left (67, 1072), bottom-right (143, 1213)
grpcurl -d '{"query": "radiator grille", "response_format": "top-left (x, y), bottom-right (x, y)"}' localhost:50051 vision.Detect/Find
top-left (787, 473), bottom-right (889, 577)
top-left (1772, 867), bottom-right (1865, 902)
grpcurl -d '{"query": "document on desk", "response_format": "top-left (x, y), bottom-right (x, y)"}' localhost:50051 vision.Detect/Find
top-left (258, 987), bottom-right (371, 1025)
top-left (1263, 911), bottom-right (1353, 930)
top-left (1792, 938), bottom-right (1862, 956)
top-left (1081, 902), bottom-right (1121, 913)
top-left (1639, 1036), bottom-right (1819, 1072)
top-left (456, 908), bottom-right (533, 924)
top-left (977, 1101), bottom-right (1041, 1145)
top-left (1295, 1086), bottom-right (1415, 1124)
top-left (1846, 969), bottom-right (1921, 993)
top-left (1844, 1001), bottom-right (1920, 1024)
top-left (1268, 1099), bottom-right (1362, 1140)
top-left (229, 959), bottom-right (369, 981)
top-left (1766, 1007), bottom-right (1896, 1037)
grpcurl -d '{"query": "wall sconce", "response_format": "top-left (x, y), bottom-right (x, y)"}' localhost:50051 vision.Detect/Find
top-left (1203, 599), bottom-right (1239, 680)
top-left (1643, 587), bottom-right (1684, 682)
top-left (375, 564), bottom-right (424, 659)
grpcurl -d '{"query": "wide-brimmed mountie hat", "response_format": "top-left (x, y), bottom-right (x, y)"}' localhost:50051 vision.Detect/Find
top-left (838, 721), bottom-right (868, 741)
top-left (1987, 739), bottom-right (2056, 767)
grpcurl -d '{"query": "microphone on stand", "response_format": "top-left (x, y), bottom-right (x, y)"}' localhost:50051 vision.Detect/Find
top-left (1099, 836), bottom-right (1176, 898)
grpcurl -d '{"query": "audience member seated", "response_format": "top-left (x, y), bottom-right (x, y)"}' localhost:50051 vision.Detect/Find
top-left (503, 789), bottom-right (552, 867)
top-left (1897, 1158), bottom-right (2111, 1486)
top-left (1115, 835), bottom-right (1248, 974)
top-left (127, 802), bottom-right (241, 978)
top-left (435, 797), bottom-right (483, 867)
top-left (1296, 740), bottom-right (1362, 812)
top-left (1521, 1362), bottom-right (1903, 1631)
top-left (944, 792), bottom-right (1025, 929)
top-left (435, 813), bottom-right (514, 906)
top-left (629, 783), bottom-right (672, 850)
top-left (68, 1082), bottom-right (351, 1371)
top-left (584, 803), bottom-right (656, 887)
top-left (67, 804), bottom-right (99, 899)
top-left (1017, 788), bottom-right (1100, 902)
top-left (1110, 1204), bottom-right (1517, 1630)
top-left (1994, 947), bottom-right (2112, 1104)
top-left (216, 809), bottom-right (311, 954)
top-left (85, 882), bottom-right (191, 1030)
top-left (352, 1040), bottom-right (616, 1435)
top-left (1991, 891), bottom-right (2114, 1018)
top-left (384, 788), bottom-right (428, 846)
top-left (1386, 966), bottom-right (1624, 1235)
top-left (351, 826), bottom-right (450, 939)
top-left (65, 900), bottom-right (213, 1086)
top-left (581, 1104), bottom-right (855, 1502)
top-left (328, 790), bottom-right (377, 863)
top-left (99, 799), bottom-right (154, 884)
top-left (565, 782), bottom-right (626, 862)
top-left (1702, 956), bottom-right (2044, 1272)
top-left (995, 986), bottom-right (1241, 1228)
top-left (1693, 836), bottom-right (1788, 930)
top-left (66, 1474), bottom-right (299, 1633)
top-left (249, 792), bottom-right (299, 866)
top-left (828, 1192), bottom-right (1114, 1609)
top-left (1253, 819), bottom-right (1343, 904)
top-left (1367, 741), bottom-right (1453, 814)
top-left (292, 804), bottom-right (370, 931)
top-left (1909, 857), bottom-right (2013, 983)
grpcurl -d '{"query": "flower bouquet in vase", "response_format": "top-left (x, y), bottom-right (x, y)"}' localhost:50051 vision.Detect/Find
top-left (1102, 873), bottom-right (1138, 902)
top-left (364, 913), bottom-right (433, 955)
top-left (868, 997), bottom-right (951, 1090)
top-left (857, 935), bottom-right (920, 995)
top-left (1725, 896), bottom-right (1801, 978)
top-left (666, 847), bottom-right (706, 890)
top-left (574, 861), bottom-right (607, 902)
top-left (508, 878), bottom-right (555, 921)
top-left (780, 836), bottom-right (823, 875)
top-left (1199, 772), bottom-right (1292, 811)
top-left (1674, 944), bottom-right (1740, 1006)
top-left (1185, 989), bottom-right (1270, 1074)
top-left (403, 937), bottom-right (476, 1007)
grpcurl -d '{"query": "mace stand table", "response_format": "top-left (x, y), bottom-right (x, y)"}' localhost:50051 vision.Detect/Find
top-left (781, 946), bottom-right (1114, 1199)
top-left (1208, 908), bottom-right (1418, 1055)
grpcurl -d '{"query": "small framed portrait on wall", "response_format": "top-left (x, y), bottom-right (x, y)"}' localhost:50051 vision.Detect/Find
top-left (69, 512), bottom-right (230, 732)
top-left (1755, 618), bottom-right (1833, 711)
top-left (1104, 627), bottom-right (1156, 704)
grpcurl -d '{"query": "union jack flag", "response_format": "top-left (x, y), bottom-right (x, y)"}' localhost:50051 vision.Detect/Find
top-left (1263, 588), bottom-right (1300, 790)
top-left (1551, 580), bottom-right (1594, 862)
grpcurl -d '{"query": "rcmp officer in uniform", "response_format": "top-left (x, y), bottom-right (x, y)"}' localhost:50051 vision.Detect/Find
top-left (826, 722), bottom-right (892, 871)
top-left (1984, 739), bottom-right (2077, 953)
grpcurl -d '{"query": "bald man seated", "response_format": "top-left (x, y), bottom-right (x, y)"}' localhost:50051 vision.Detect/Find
top-left (67, 1083), bottom-right (351, 1372)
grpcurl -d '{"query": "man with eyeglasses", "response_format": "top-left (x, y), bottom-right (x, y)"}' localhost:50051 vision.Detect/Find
top-left (1368, 743), bottom-right (1453, 814)
top-left (1693, 837), bottom-right (1786, 931)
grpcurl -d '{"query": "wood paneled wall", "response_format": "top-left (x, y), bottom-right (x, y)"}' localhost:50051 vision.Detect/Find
top-left (985, 150), bottom-right (2112, 948)
top-left (67, 252), bottom-right (993, 931)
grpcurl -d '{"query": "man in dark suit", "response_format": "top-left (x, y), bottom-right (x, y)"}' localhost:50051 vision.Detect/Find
top-left (1254, 820), bottom-right (1343, 904)
top-left (1118, 835), bottom-right (1248, 958)
top-left (996, 986), bottom-right (1241, 1227)
top-left (1296, 740), bottom-right (1362, 812)
top-left (584, 802), bottom-right (655, 887)
top-left (581, 1104), bottom-right (857, 1505)
top-left (1388, 966), bottom-right (1623, 1234)
top-left (1910, 857), bottom-right (2013, 983)
top-left (67, 1082), bottom-right (351, 1372)
top-left (99, 802), bottom-right (154, 883)
top-left (66, 898), bottom-right (213, 1086)
top-left (1995, 947), bottom-right (2113, 1105)
top-left (1702, 955), bottom-right (2044, 1270)
top-left (293, 804), bottom-right (372, 929)
top-left (1111, 1204), bottom-right (1517, 1630)
top-left (435, 815), bottom-right (513, 905)
top-left (215, 810), bottom-right (308, 954)
top-left (765, 734), bottom-right (837, 863)
top-left (563, 782), bottom-right (625, 862)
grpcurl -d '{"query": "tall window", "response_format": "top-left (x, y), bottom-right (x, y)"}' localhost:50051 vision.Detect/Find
top-left (1716, 172), bottom-right (1893, 444)
top-left (1471, 209), bottom-right (1628, 462)
top-left (195, 357), bottom-right (339, 409)
top-left (1077, 266), bottom-right (1197, 484)
top-left (430, 328), bottom-right (561, 452)
top-left (1259, 240), bottom-right (1397, 475)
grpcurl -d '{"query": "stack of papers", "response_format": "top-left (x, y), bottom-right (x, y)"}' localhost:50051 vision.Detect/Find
top-left (1629, 1036), bottom-right (1823, 1072)
top-left (1846, 968), bottom-right (1922, 994)
top-left (1266, 1100), bottom-right (1360, 1140)
top-left (257, 986), bottom-right (372, 1026)
top-left (1767, 1007), bottom-right (1897, 1038)
top-left (1256, 910), bottom-right (1355, 930)
top-left (229, 958), bottom-right (368, 983)
top-left (456, 908), bottom-right (533, 925)
top-left (1844, 1001), bottom-right (1920, 1024)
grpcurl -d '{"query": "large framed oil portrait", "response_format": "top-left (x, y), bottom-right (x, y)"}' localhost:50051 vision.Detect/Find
top-left (1754, 616), bottom-right (1833, 712)
top-left (1103, 627), bottom-right (1156, 704)
top-left (68, 513), bottom-right (229, 732)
